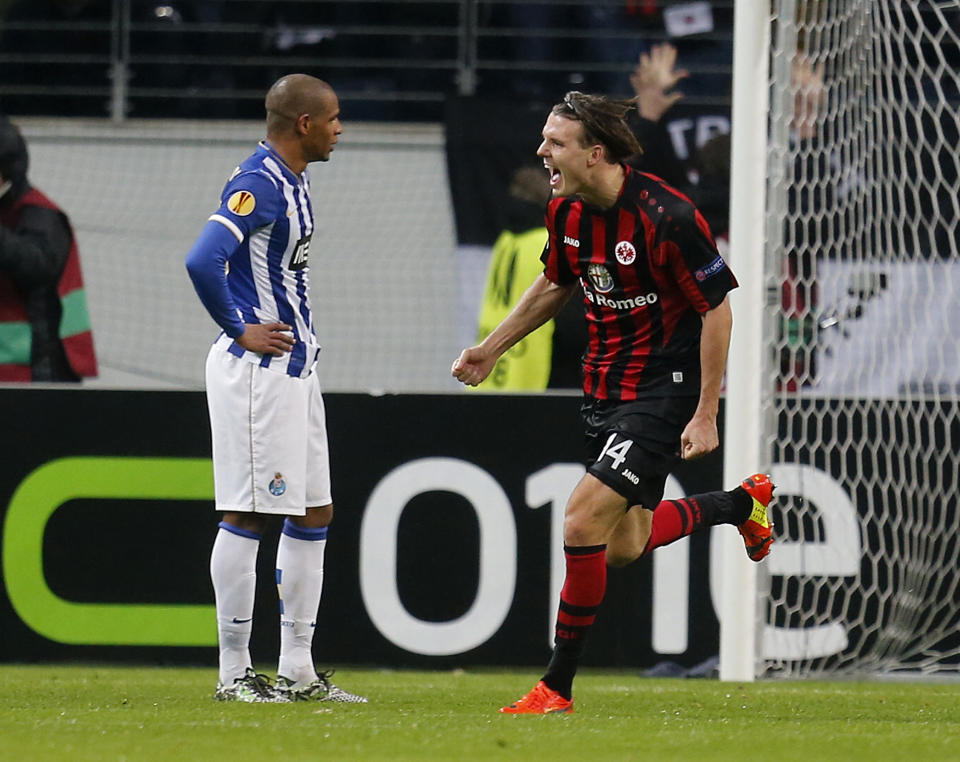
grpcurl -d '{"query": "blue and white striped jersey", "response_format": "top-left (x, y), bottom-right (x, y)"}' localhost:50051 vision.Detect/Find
top-left (188, 141), bottom-right (320, 378)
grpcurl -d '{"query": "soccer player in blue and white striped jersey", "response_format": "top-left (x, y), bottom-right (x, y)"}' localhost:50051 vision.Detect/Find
top-left (186, 74), bottom-right (365, 704)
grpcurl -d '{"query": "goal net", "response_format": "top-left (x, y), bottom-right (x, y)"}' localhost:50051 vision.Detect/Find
top-left (760, 0), bottom-right (960, 677)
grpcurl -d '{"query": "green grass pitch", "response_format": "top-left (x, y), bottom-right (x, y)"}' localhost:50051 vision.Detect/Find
top-left (2, 664), bottom-right (958, 761)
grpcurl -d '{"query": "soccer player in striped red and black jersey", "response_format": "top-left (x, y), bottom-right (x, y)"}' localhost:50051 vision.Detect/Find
top-left (543, 163), bottom-right (735, 402)
top-left (453, 91), bottom-right (775, 714)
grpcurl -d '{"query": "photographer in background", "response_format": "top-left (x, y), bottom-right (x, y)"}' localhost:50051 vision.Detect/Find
top-left (0, 116), bottom-right (97, 381)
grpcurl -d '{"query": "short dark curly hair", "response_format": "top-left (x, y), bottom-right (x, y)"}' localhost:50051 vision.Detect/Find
top-left (551, 91), bottom-right (641, 164)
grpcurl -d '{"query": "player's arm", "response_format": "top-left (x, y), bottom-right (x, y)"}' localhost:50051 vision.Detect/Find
top-left (452, 273), bottom-right (576, 386)
top-left (656, 204), bottom-right (736, 459)
top-left (185, 221), bottom-right (295, 357)
top-left (185, 173), bottom-right (294, 356)
top-left (681, 296), bottom-right (732, 460)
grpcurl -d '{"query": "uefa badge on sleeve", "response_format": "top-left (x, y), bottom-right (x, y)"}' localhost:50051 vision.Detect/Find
top-left (269, 472), bottom-right (287, 496)
top-left (227, 190), bottom-right (256, 216)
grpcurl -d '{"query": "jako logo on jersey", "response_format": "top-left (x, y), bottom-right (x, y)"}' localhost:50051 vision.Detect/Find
top-left (268, 472), bottom-right (286, 496)
top-left (563, 235), bottom-right (580, 248)
top-left (227, 190), bottom-right (256, 216)
top-left (587, 263), bottom-right (615, 293)
top-left (615, 240), bottom-right (637, 265)
top-left (695, 255), bottom-right (727, 281)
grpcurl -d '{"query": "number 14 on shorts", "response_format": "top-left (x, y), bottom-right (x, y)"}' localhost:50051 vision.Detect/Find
top-left (599, 433), bottom-right (633, 469)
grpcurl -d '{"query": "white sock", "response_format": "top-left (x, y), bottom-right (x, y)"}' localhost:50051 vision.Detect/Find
top-left (276, 518), bottom-right (327, 684)
top-left (210, 522), bottom-right (261, 685)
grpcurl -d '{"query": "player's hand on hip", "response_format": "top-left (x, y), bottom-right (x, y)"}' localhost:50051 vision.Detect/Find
top-left (451, 347), bottom-right (492, 387)
top-left (236, 322), bottom-right (295, 356)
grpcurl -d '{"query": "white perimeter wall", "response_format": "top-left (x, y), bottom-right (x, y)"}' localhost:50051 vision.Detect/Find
top-left (19, 119), bottom-right (466, 392)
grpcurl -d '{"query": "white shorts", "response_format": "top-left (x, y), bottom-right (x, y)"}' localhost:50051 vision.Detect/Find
top-left (205, 346), bottom-right (332, 515)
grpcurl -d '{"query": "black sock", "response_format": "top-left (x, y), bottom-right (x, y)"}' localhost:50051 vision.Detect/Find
top-left (727, 487), bottom-right (754, 524)
top-left (686, 487), bottom-right (753, 526)
top-left (542, 642), bottom-right (581, 700)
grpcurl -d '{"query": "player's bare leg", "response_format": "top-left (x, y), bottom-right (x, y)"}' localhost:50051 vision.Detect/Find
top-left (561, 474), bottom-right (630, 546)
top-left (606, 506), bottom-right (653, 567)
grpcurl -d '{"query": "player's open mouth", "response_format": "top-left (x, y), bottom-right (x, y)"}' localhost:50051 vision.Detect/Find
top-left (548, 167), bottom-right (562, 187)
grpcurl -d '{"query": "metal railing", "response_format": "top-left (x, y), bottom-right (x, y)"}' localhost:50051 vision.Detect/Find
top-left (0, 0), bottom-right (735, 122)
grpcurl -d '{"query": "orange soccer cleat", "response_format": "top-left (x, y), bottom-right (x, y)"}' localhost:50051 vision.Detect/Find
top-left (738, 473), bottom-right (776, 562)
top-left (499, 681), bottom-right (574, 715)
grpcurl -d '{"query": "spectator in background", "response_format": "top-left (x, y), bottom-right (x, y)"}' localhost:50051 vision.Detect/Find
top-left (624, 41), bottom-right (690, 188)
top-left (473, 166), bottom-right (583, 391)
top-left (688, 130), bottom-right (731, 251)
top-left (0, 116), bottom-right (97, 382)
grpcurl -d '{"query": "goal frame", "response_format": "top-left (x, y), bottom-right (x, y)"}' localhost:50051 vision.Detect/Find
top-left (722, 0), bottom-right (960, 681)
top-left (719, 0), bottom-right (775, 682)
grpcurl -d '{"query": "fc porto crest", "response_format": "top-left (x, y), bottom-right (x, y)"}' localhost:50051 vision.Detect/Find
top-left (587, 263), bottom-right (615, 293)
top-left (268, 472), bottom-right (287, 496)
top-left (615, 240), bottom-right (637, 265)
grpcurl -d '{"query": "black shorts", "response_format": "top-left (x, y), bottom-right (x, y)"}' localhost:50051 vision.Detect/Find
top-left (581, 395), bottom-right (699, 509)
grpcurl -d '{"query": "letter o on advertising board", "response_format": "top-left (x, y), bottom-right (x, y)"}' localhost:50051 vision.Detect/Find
top-left (359, 457), bottom-right (517, 656)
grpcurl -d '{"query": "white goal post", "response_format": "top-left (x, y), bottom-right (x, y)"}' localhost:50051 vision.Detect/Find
top-left (723, 0), bottom-right (960, 680)
top-left (720, 0), bottom-right (772, 683)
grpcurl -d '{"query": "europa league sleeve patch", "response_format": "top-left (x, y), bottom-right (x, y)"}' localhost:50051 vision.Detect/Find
top-left (226, 190), bottom-right (256, 216)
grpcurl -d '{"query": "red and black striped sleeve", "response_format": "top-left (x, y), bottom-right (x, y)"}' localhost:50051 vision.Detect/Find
top-left (539, 198), bottom-right (577, 286)
top-left (654, 204), bottom-right (737, 312)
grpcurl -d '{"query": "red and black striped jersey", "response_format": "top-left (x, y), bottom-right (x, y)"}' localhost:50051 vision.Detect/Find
top-left (540, 166), bottom-right (737, 401)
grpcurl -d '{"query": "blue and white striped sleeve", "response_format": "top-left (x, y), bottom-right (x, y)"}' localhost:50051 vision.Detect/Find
top-left (185, 220), bottom-right (246, 338)
top-left (185, 171), bottom-right (281, 338)
top-left (208, 170), bottom-right (280, 242)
